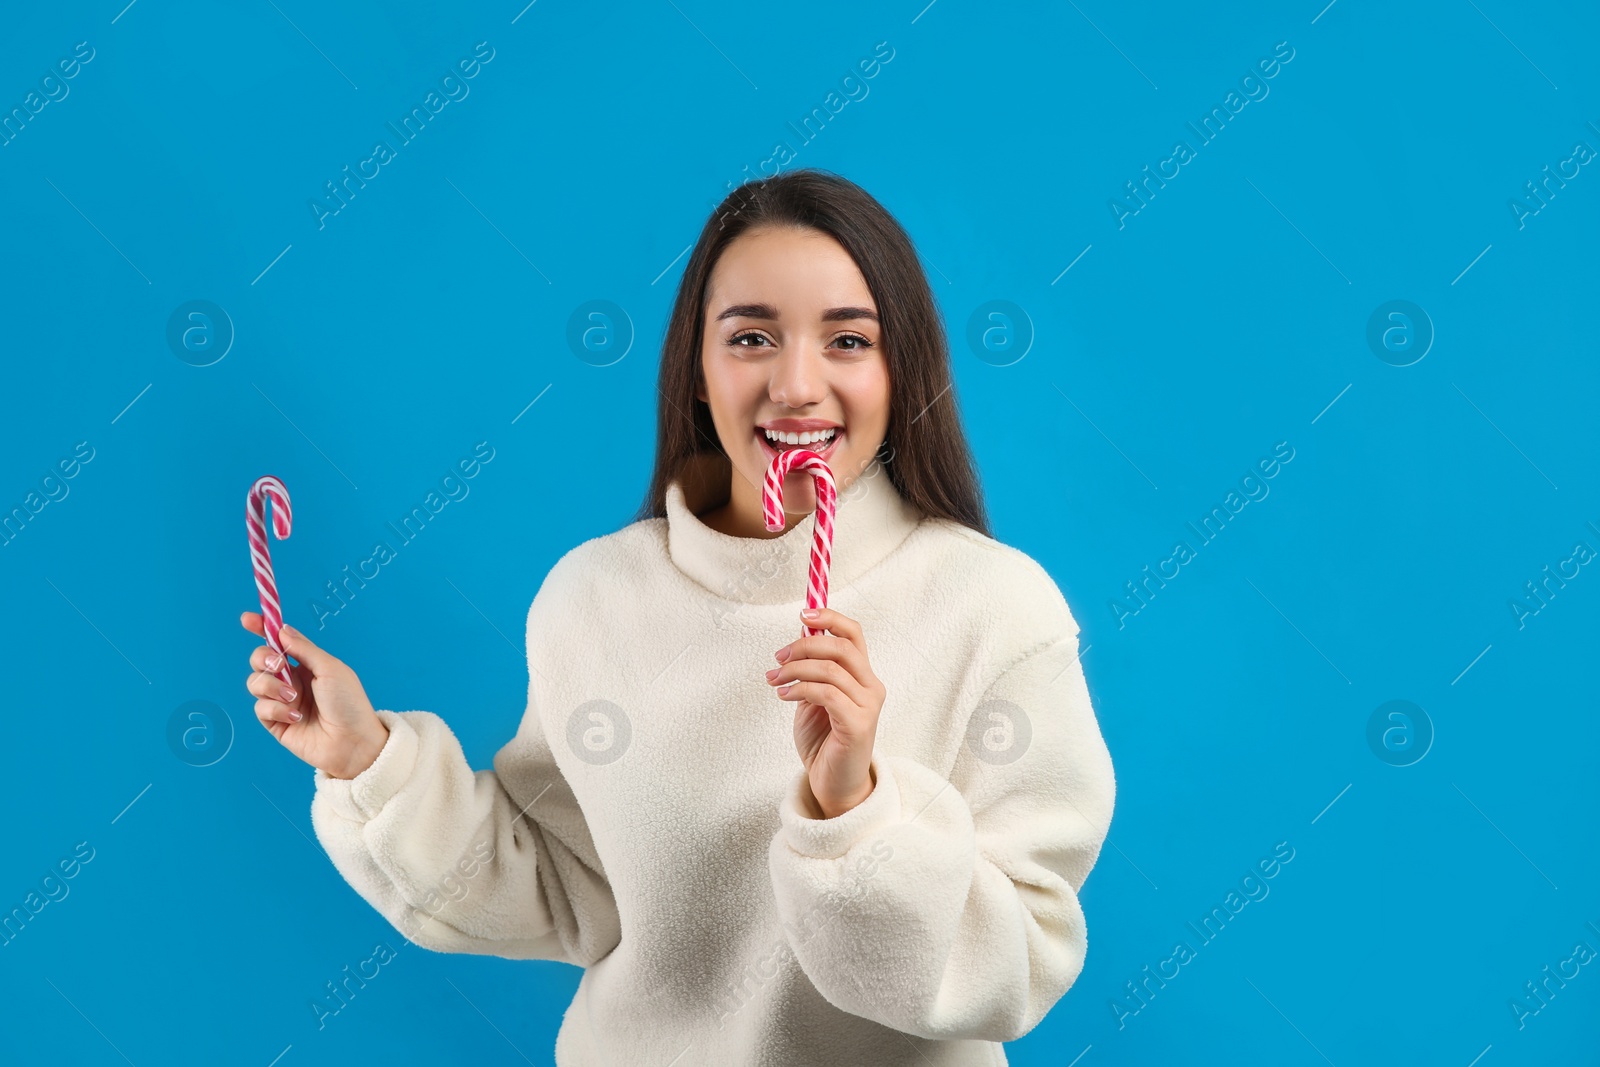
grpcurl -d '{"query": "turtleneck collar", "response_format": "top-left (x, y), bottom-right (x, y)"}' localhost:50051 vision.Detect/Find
top-left (664, 452), bottom-right (925, 605)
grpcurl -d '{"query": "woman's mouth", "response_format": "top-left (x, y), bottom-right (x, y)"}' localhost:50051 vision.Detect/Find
top-left (756, 426), bottom-right (843, 463)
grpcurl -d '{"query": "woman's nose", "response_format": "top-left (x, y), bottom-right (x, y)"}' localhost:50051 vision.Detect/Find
top-left (770, 347), bottom-right (827, 407)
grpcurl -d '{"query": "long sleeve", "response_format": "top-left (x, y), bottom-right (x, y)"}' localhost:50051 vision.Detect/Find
top-left (309, 695), bottom-right (622, 966)
top-left (765, 625), bottom-right (1115, 1040)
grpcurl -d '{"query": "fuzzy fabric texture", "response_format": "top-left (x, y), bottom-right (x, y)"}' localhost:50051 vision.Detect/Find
top-left (309, 453), bottom-right (1116, 1066)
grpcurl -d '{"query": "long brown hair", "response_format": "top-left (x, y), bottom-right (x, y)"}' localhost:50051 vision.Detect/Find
top-left (635, 168), bottom-right (990, 538)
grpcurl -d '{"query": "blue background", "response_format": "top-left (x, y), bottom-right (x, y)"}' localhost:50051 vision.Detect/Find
top-left (1, 0), bottom-right (1595, 1063)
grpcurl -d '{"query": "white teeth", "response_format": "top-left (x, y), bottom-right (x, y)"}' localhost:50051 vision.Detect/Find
top-left (763, 428), bottom-right (837, 446)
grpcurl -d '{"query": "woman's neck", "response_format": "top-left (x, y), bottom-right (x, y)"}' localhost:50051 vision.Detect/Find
top-left (675, 452), bottom-right (818, 539)
top-left (664, 459), bottom-right (924, 605)
top-left (701, 470), bottom-right (825, 539)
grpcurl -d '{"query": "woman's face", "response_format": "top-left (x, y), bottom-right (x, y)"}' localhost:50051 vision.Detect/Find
top-left (697, 224), bottom-right (890, 524)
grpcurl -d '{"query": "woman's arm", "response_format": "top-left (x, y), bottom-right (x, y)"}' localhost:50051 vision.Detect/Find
top-left (309, 689), bottom-right (622, 966)
top-left (766, 625), bottom-right (1115, 1040)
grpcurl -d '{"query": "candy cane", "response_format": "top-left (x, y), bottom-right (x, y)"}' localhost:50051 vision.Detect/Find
top-left (762, 449), bottom-right (838, 638)
top-left (247, 475), bottom-right (295, 688)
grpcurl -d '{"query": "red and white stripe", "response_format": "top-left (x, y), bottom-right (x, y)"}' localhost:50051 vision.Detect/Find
top-left (762, 449), bottom-right (838, 637)
top-left (247, 475), bottom-right (294, 687)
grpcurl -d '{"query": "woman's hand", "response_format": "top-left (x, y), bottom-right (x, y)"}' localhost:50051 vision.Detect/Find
top-left (768, 607), bottom-right (886, 819)
top-left (240, 612), bottom-right (390, 781)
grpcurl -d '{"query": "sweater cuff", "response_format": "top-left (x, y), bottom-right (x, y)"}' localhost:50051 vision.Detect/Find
top-left (778, 755), bottom-right (902, 860)
top-left (311, 709), bottom-right (416, 823)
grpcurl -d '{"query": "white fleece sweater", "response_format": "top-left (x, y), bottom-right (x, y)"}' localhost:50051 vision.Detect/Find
top-left (309, 453), bottom-right (1116, 1066)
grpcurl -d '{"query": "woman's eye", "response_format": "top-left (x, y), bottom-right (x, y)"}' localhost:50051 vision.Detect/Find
top-left (726, 332), bottom-right (874, 351)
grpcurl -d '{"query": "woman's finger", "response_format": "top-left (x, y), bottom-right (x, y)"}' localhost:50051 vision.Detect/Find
top-left (773, 678), bottom-right (857, 716)
top-left (241, 614), bottom-right (316, 678)
top-left (245, 670), bottom-right (300, 707)
top-left (768, 657), bottom-right (870, 707)
top-left (254, 696), bottom-right (299, 728)
top-left (249, 644), bottom-right (287, 674)
top-left (778, 632), bottom-right (875, 691)
top-left (278, 623), bottom-right (339, 676)
top-left (800, 607), bottom-right (868, 653)
top-left (774, 681), bottom-right (874, 735)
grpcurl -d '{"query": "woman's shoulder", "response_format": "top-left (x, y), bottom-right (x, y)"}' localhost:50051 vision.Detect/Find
top-left (525, 514), bottom-right (670, 626)
top-left (906, 516), bottom-right (1082, 644)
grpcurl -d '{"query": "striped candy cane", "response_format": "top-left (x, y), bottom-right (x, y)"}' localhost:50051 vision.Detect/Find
top-left (762, 449), bottom-right (838, 638)
top-left (247, 475), bottom-right (295, 688)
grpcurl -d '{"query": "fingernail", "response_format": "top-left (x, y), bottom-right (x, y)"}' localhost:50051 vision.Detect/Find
top-left (280, 624), bottom-right (295, 639)
top-left (801, 609), bottom-right (819, 619)
top-left (777, 683), bottom-right (795, 695)
top-left (266, 652), bottom-right (282, 671)
top-left (280, 684), bottom-right (296, 702)
top-left (765, 668), bottom-right (781, 682)
top-left (774, 647), bottom-right (791, 663)
top-left (289, 709), bottom-right (303, 722)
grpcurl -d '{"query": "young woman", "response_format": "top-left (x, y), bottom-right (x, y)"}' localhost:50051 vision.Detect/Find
top-left (240, 169), bottom-right (1116, 1066)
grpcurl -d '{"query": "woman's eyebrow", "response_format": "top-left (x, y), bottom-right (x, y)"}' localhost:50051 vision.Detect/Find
top-left (715, 302), bottom-right (779, 321)
top-left (713, 303), bottom-right (879, 323)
